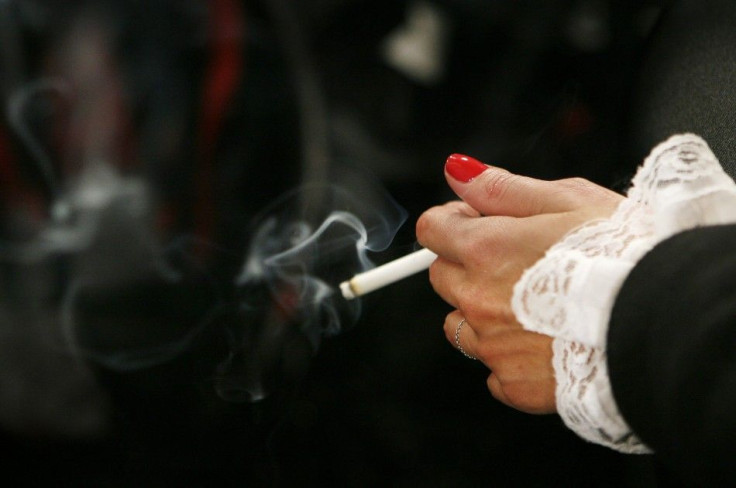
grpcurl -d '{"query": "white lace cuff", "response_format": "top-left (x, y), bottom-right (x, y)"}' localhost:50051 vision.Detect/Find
top-left (512, 133), bottom-right (736, 453)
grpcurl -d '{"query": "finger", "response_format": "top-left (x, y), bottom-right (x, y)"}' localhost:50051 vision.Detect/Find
top-left (483, 331), bottom-right (557, 414)
top-left (486, 373), bottom-right (512, 406)
top-left (419, 209), bottom-right (570, 270)
top-left (444, 154), bottom-right (621, 217)
top-left (487, 370), bottom-right (557, 415)
top-left (416, 200), bottom-right (483, 262)
top-left (428, 257), bottom-right (464, 308)
top-left (487, 372), bottom-right (552, 414)
top-left (443, 311), bottom-right (481, 362)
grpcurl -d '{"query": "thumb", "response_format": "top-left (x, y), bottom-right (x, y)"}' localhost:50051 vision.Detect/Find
top-left (444, 153), bottom-right (609, 217)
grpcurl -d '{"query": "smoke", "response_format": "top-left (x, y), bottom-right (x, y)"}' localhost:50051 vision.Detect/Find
top-left (5, 78), bottom-right (68, 195)
top-left (216, 173), bottom-right (408, 402)
top-left (0, 150), bottom-right (213, 373)
top-left (240, 178), bottom-right (407, 340)
top-left (0, 0), bottom-right (410, 413)
top-left (58, 164), bottom-right (217, 371)
top-left (56, 167), bottom-right (408, 403)
top-left (0, 150), bottom-right (407, 403)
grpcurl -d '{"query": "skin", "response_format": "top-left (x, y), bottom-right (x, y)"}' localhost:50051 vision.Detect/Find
top-left (416, 164), bottom-right (623, 414)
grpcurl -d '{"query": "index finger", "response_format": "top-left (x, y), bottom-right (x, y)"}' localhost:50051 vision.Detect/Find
top-left (415, 200), bottom-right (481, 262)
top-left (416, 200), bottom-right (528, 264)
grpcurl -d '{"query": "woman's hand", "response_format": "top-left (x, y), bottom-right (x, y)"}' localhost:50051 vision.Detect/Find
top-left (416, 154), bottom-right (623, 414)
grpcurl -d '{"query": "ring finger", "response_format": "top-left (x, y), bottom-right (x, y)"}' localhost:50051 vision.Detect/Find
top-left (444, 310), bottom-right (479, 361)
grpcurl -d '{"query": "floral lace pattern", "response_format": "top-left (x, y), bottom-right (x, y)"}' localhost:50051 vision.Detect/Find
top-left (512, 134), bottom-right (736, 453)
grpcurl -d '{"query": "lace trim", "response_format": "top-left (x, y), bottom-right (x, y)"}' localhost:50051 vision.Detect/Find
top-left (512, 134), bottom-right (736, 453)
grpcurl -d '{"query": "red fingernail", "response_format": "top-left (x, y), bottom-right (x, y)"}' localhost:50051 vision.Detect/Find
top-left (445, 154), bottom-right (487, 183)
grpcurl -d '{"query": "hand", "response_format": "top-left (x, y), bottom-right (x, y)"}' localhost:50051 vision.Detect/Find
top-left (416, 154), bottom-right (623, 414)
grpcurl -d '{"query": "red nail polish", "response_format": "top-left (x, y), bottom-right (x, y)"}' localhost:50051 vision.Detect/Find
top-left (445, 154), bottom-right (487, 182)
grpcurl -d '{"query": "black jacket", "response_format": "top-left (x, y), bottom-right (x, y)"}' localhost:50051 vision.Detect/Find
top-left (608, 224), bottom-right (736, 485)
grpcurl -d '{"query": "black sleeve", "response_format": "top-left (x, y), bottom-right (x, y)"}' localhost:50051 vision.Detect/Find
top-left (608, 224), bottom-right (736, 486)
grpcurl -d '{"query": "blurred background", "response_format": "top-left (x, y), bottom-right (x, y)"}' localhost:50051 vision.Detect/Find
top-left (0, 0), bottom-right (672, 486)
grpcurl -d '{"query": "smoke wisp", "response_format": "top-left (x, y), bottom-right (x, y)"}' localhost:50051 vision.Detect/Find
top-left (216, 172), bottom-right (408, 401)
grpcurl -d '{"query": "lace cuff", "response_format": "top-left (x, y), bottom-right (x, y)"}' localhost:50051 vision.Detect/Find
top-left (512, 133), bottom-right (736, 453)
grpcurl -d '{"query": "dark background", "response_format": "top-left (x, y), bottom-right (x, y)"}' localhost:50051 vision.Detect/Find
top-left (0, 0), bottom-right (677, 486)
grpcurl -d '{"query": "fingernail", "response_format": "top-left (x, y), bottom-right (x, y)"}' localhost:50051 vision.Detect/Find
top-left (445, 154), bottom-right (488, 183)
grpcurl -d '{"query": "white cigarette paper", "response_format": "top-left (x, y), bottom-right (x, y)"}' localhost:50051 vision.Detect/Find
top-left (340, 248), bottom-right (437, 299)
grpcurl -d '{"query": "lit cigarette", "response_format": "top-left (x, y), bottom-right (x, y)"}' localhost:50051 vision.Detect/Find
top-left (340, 248), bottom-right (437, 299)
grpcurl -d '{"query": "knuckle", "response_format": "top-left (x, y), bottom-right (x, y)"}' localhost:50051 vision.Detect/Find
top-left (550, 177), bottom-right (593, 206)
top-left (557, 176), bottom-right (593, 190)
top-left (442, 314), bottom-right (458, 342)
top-left (460, 233), bottom-right (489, 258)
top-left (458, 293), bottom-right (512, 327)
top-left (427, 260), bottom-right (440, 287)
top-left (457, 229), bottom-right (500, 265)
top-left (480, 171), bottom-right (519, 203)
top-left (555, 176), bottom-right (615, 204)
top-left (456, 287), bottom-right (485, 317)
top-left (486, 381), bottom-right (498, 399)
top-left (414, 210), bottom-right (435, 241)
top-left (442, 312), bottom-right (455, 328)
top-left (477, 334), bottom-right (507, 361)
top-left (443, 324), bottom-right (455, 344)
top-left (416, 201), bottom-right (467, 242)
top-left (486, 375), bottom-right (508, 404)
top-left (474, 341), bottom-right (495, 363)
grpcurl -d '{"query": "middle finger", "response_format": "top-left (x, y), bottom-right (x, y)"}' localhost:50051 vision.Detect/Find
top-left (428, 256), bottom-right (465, 308)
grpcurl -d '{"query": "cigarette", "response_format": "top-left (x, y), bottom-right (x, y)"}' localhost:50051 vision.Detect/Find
top-left (340, 248), bottom-right (437, 299)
